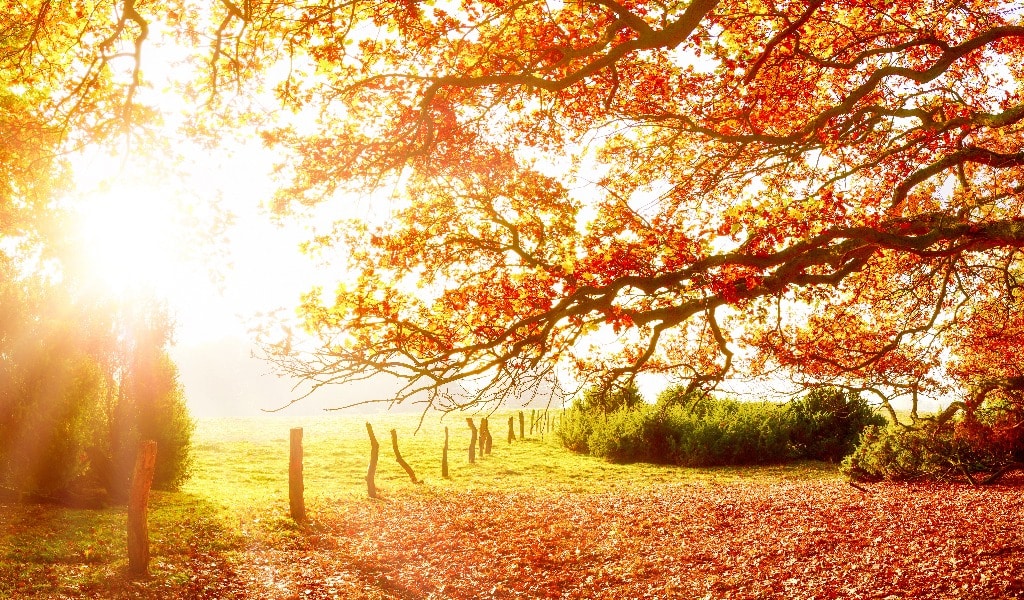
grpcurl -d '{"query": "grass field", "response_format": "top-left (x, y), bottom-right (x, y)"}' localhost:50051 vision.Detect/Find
top-left (2, 412), bottom-right (1022, 599)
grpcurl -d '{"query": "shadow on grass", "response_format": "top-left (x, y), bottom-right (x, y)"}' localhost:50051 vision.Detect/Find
top-left (0, 491), bottom-right (246, 599)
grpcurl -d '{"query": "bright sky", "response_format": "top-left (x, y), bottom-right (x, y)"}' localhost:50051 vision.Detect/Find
top-left (51, 19), bottom-right (421, 417)
top-left (70, 147), bottom-right (301, 336)
top-left (65, 138), bottom-right (350, 416)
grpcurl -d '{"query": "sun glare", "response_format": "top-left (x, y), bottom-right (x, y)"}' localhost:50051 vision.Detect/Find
top-left (71, 180), bottom-right (190, 299)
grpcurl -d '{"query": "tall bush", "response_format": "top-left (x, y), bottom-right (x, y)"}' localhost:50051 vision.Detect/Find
top-left (0, 283), bottom-right (194, 502)
top-left (101, 353), bottom-right (194, 499)
top-left (789, 388), bottom-right (886, 462)
top-left (558, 404), bottom-right (594, 454)
top-left (559, 381), bottom-right (645, 456)
top-left (101, 307), bottom-right (195, 500)
top-left (664, 399), bottom-right (795, 466)
top-left (0, 277), bottom-right (107, 498)
top-left (0, 351), bottom-right (105, 497)
top-left (585, 404), bottom-right (660, 463)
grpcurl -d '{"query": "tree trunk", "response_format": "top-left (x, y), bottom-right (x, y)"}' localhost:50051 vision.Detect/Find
top-left (466, 418), bottom-right (477, 464)
top-left (508, 416), bottom-right (516, 443)
top-left (983, 462), bottom-right (1024, 485)
top-left (127, 440), bottom-right (157, 577)
top-left (519, 411), bottom-right (525, 440)
top-left (442, 426), bottom-right (449, 478)
top-left (391, 429), bottom-right (420, 483)
top-left (289, 428), bottom-right (306, 522)
top-left (530, 409), bottom-right (536, 435)
top-left (366, 423), bottom-right (379, 499)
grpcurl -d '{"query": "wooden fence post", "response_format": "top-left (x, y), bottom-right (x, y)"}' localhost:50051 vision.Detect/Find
top-left (481, 417), bottom-right (492, 455)
top-left (366, 423), bottom-right (379, 499)
top-left (507, 416), bottom-right (515, 443)
top-left (289, 428), bottom-right (306, 522)
top-left (442, 426), bottom-right (450, 478)
top-left (519, 411), bottom-right (525, 440)
top-left (466, 418), bottom-right (477, 464)
top-left (127, 440), bottom-right (157, 576)
top-left (391, 429), bottom-right (420, 483)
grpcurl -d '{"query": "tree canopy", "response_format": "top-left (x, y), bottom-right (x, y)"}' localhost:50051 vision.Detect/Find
top-left (5, 0), bottom-right (1024, 422)
top-left (246, 0), bottom-right (1024, 420)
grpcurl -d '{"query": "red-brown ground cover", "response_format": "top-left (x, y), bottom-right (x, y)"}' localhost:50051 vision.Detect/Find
top-left (231, 477), bottom-right (1024, 599)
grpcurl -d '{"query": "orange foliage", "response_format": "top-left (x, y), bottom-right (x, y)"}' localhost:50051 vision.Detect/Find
top-left (200, 0), bottom-right (1024, 414)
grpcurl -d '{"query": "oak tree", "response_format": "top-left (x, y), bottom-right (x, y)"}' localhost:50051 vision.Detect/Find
top-left (225, 0), bottom-right (1024, 430)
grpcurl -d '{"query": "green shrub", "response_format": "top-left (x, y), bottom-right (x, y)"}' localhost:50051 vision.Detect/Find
top-left (559, 382), bottom-right (645, 458)
top-left (561, 386), bottom-right (796, 466)
top-left (585, 404), bottom-right (657, 463)
top-left (667, 399), bottom-right (795, 466)
top-left (103, 351), bottom-right (195, 499)
top-left (562, 383), bottom-right (888, 467)
top-left (0, 353), bottom-right (105, 497)
top-left (842, 406), bottom-right (1023, 482)
top-left (558, 405), bottom-right (594, 454)
top-left (0, 279), bottom-right (194, 502)
top-left (841, 423), bottom-right (959, 481)
top-left (957, 397), bottom-right (1024, 465)
top-left (789, 388), bottom-right (886, 462)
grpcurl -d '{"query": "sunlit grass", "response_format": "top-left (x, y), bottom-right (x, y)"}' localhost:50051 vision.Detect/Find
top-left (0, 412), bottom-right (842, 598)
top-left (0, 491), bottom-right (233, 598)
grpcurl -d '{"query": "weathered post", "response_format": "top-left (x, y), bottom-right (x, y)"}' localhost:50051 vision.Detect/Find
top-left (391, 429), bottom-right (420, 483)
top-left (519, 411), bottom-right (525, 440)
top-left (127, 440), bottom-right (157, 576)
top-left (366, 423), bottom-right (379, 499)
top-left (508, 416), bottom-right (516, 444)
top-left (466, 418), bottom-right (477, 464)
top-left (481, 417), bottom-right (493, 455)
top-left (289, 428), bottom-right (306, 521)
top-left (442, 426), bottom-right (450, 478)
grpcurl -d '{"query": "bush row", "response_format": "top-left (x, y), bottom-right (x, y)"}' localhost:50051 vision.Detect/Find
top-left (559, 385), bottom-right (886, 467)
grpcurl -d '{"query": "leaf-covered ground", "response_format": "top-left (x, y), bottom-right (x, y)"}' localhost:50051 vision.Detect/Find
top-left (4, 416), bottom-right (1024, 598)
top-left (229, 477), bottom-right (1024, 599)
